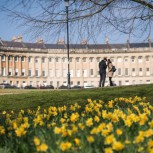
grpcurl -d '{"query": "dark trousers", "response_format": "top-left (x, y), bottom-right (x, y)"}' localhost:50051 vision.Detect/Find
top-left (99, 73), bottom-right (106, 87)
top-left (109, 77), bottom-right (113, 86)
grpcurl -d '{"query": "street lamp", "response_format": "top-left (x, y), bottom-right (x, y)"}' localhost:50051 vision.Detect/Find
top-left (64, 0), bottom-right (70, 88)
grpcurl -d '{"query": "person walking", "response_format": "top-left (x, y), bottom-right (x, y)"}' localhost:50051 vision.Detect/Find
top-left (99, 57), bottom-right (107, 87)
top-left (107, 59), bottom-right (114, 86)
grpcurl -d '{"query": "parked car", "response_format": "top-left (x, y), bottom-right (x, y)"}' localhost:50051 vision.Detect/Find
top-left (58, 85), bottom-right (69, 89)
top-left (71, 85), bottom-right (83, 89)
top-left (24, 85), bottom-right (37, 89)
top-left (46, 85), bottom-right (54, 89)
top-left (84, 85), bottom-right (95, 89)
top-left (39, 85), bottom-right (54, 89)
top-left (0, 83), bottom-right (19, 89)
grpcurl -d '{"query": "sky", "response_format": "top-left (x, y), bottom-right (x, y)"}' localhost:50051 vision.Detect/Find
top-left (0, 7), bottom-right (152, 45)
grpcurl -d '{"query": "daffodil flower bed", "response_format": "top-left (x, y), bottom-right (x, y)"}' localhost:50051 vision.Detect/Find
top-left (0, 96), bottom-right (153, 153)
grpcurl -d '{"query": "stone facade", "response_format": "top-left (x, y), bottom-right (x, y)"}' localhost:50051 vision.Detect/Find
top-left (0, 39), bottom-right (153, 88)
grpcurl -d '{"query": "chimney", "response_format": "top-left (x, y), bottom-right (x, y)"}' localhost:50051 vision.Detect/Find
top-left (17, 35), bottom-right (22, 42)
top-left (37, 38), bottom-right (44, 44)
top-left (106, 36), bottom-right (109, 44)
top-left (148, 37), bottom-right (152, 48)
top-left (12, 36), bottom-right (17, 42)
top-left (12, 36), bottom-right (22, 42)
top-left (81, 39), bottom-right (87, 45)
top-left (56, 39), bottom-right (65, 44)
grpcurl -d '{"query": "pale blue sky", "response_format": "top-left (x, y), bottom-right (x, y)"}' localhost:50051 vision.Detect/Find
top-left (0, 9), bottom-right (152, 44)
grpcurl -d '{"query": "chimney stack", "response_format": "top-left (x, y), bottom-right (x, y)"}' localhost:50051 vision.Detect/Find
top-left (148, 37), bottom-right (152, 48)
top-left (81, 39), bottom-right (87, 45)
top-left (37, 38), bottom-right (44, 44)
top-left (56, 39), bottom-right (65, 44)
top-left (106, 36), bottom-right (109, 44)
top-left (12, 36), bottom-right (23, 42)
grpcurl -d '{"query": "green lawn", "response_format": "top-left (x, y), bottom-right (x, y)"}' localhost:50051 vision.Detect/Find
top-left (0, 84), bottom-right (153, 112)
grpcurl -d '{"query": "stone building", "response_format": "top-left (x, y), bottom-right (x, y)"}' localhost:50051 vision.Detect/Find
top-left (0, 37), bottom-right (152, 88)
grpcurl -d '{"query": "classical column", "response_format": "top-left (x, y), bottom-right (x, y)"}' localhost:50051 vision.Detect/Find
top-left (19, 56), bottom-right (22, 76)
top-left (46, 57), bottom-right (49, 77)
top-left (80, 56), bottom-right (84, 86)
top-left (60, 57), bottom-right (63, 77)
top-left (25, 56), bottom-right (28, 76)
top-left (135, 56), bottom-right (138, 77)
top-left (73, 57), bottom-right (76, 77)
top-left (33, 56), bottom-right (35, 77)
top-left (87, 57), bottom-right (90, 78)
top-left (12, 56), bottom-right (15, 76)
top-left (94, 57), bottom-right (97, 77)
top-left (0, 55), bottom-right (1, 76)
top-left (6, 55), bottom-right (8, 76)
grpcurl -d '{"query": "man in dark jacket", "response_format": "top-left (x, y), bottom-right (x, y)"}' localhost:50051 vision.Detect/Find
top-left (99, 57), bottom-right (107, 87)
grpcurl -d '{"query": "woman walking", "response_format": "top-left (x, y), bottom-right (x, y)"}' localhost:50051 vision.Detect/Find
top-left (107, 59), bottom-right (114, 86)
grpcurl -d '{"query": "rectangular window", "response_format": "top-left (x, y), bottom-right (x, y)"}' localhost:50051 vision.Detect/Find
top-left (56, 58), bottom-right (59, 62)
top-left (146, 80), bottom-right (150, 84)
top-left (90, 57), bottom-right (94, 62)
top-left (8, 56), bottom-right (12, 61)
top-left (118, 68), bottom-right (121, 76)
top-left (42, 70), bottom-right (46, 77)
top-left (77, 81), bottom-right (80, 85)
top-left (2, 67), bottom-right (5, 76)
top-left (146, 68), bottom-right (150, 76)
top-left (8, 68), bottom-right (12, 76)
top-left (21, 69), bottom-right (25, 76)
top-left (35, 70), bottom-right (38, 76)
top-left (138, 56), bottom-right (142, 63)
top-left (83, 58), bottom-right (86, 62)
top-left (28, 57), bottom-right (31, 63)
top-left (90, 69), bottom-right (94, 76)
top-left (15, 56), bottom-right (18, 62)
top-left (15, 69), bottom-right (18, 76)
top-left (125, 68), bottom-right (128, 76)
top-left (83, 69), bottom-right (87, 77)
top-left (28, 69), bottom-right (31, 76)
top-left (132, 68), bottom-right (136, 76)
top-left (139, 68), bottom-right (143, 76)
top-left (21, 57), bottom-right (25, 62)
top-left (124, 57), bottom-right (128, 62)
top-left (96, 57), bottom-right (100, 62)
top-left (49, 57), bottom-right (52, 62)
top-left (42, 57), bottom-right (45, 63)
top-left (35, 58), bottom-right (38, 63)
top-left (2, 55), bottom-right (5, 61)
top-left (125, 80), bottom-right (129, 85)
top-left (131, 56), bottom-right (135, 62)
top-left (50, 81), bottom-right (53, 85)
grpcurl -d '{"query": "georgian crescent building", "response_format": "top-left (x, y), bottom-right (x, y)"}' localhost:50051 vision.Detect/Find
top-left (0, 37), bottom-right (153, 88)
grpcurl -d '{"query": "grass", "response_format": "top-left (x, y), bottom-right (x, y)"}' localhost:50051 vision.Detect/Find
top-left (0, 84), bottom-right (153, 112)
top-left (0, 84), bottom-right (153, 153)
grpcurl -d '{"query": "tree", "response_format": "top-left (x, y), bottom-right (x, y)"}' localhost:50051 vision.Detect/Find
top-left (0, 0), bottom-right (153, 43)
